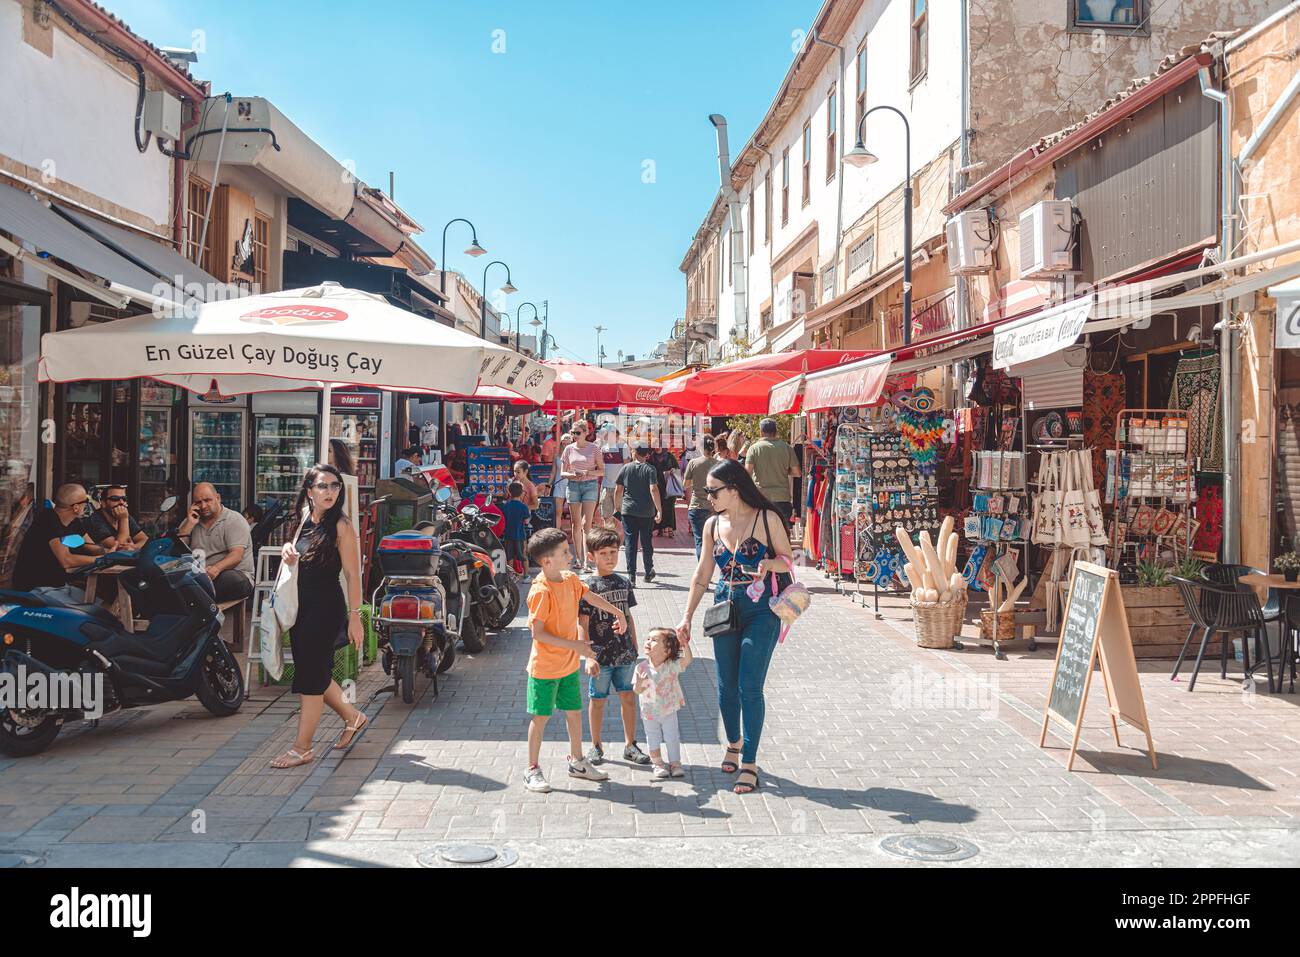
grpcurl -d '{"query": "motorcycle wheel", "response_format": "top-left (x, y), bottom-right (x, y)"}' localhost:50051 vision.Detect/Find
top-left (398, 654), bottom-right (415, 704)
top-left (486, 574), bottom-right (521, 631)
top-left (0, 710), bottom-right (61, 757)
top-left (195, 639), bottom-right (245, 716)
top-left (459, 609), bottom-right (487, 653)
top-left (437, 638), bottom-right (456, 674)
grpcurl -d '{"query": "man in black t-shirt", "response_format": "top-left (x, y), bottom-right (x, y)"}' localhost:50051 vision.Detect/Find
top-left (13, 484), bottom-right (104, 591)
top-left (579, 527), bottom-right (650, 766)
top-left (84, 486), bottom-right (148, 551)
top-left (614, 445), bottom-right (662, 584)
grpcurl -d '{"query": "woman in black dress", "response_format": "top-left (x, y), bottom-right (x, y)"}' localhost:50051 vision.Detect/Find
top-left (651, 446), bottom-right (679, 536)
top-left (270, 463), bottom-right (368, 769)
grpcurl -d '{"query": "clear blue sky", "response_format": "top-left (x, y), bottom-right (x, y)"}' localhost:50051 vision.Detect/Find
top-left (107, 0), bottom-right (821, 364)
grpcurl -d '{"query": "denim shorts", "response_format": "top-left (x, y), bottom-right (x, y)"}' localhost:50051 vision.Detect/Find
top-left (588, 661), bottom-right (636, 698)
top-left (566, 479), bottom-right (599, 504)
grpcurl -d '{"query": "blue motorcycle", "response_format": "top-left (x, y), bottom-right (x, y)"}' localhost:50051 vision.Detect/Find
top-left (0, 522), bottom-right (243, 757)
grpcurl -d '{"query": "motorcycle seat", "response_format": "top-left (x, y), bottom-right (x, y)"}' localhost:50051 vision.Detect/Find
top-left (28, 586), bottom-right (127, 630)
top-left (93, 616), bottom-right (191, 663)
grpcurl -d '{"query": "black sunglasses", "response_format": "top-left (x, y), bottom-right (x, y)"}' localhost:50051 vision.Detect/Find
top-left (105, 495), bottom-right (127, 503)
top-left (313, 481), bottom-right (343, 492)
top-left (704, 485), bottom-right (732, 498)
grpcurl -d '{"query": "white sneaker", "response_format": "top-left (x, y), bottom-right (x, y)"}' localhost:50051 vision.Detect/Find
top-left (670, 763), bottom-right (686, 778)
top-left (652, 763), bottom-right (672, 780)
top-left (523, 766), bottom-right (551, 793)
top-left (567, 757), bottom-right (609, 781)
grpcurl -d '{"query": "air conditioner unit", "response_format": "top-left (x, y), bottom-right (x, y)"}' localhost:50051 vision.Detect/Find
top-left (945, 209), bottom-right (994, 274)
top-left (1018, 200), bottom-right (1076, 277)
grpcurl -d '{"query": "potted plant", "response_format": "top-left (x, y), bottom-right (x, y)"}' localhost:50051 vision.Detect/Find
top-left (1275, 552), bottom-right (1300, 582)
top-left (1135, 559), bottom-right (1172, 588)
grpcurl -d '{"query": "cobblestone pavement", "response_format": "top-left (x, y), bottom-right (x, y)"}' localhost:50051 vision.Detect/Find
top-left (3, 512), bottom-right (1300, 867)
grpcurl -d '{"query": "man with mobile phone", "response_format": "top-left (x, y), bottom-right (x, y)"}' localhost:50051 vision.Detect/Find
top-left (177, 483), bottom-right (254, 602)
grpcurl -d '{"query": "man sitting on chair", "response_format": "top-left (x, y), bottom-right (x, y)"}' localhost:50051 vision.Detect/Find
top-left (85, 485), bottom-right (148, 552)
top-left (177, 482), bottom-right (254, 603)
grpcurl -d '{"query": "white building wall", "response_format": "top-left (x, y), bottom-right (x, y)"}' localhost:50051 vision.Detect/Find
top-left (719, 0), bottom-right (963, 342)
top-left (0, 0), bottom-right (173, 230)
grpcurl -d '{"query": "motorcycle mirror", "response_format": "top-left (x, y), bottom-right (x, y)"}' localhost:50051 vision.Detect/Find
top-left (434, 486), bottom-right (452, 504)
top-left (60, 534), bottom-right (86, 549)
top-left (159, 495), bottom-right (177, 512)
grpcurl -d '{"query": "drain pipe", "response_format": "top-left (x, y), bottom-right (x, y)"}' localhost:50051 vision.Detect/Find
top-left (811, 31), bottom-right (847, 302)
top-left (953, 0), bottom-right (971, 406)
top-left (710, 115), bottom-right (748, 344)
top-left (1199, 64), bottom-right (1238, 563)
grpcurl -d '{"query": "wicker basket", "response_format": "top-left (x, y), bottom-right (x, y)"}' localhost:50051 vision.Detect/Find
top-left (979, 609), bottom-right (1017, 644)
top-left (911, 595), bottom-right (967, 649)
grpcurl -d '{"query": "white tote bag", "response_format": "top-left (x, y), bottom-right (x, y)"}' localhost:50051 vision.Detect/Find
top-left (1078, 448), bottom-right (1108, 546)
top-left (1031, 455), bottom-right (1061, 546)
top-left (258, 606), bottom-right (285, 682)
top-left (269, 510), bottom-right (307, 631)
top-left (1060, 451), bottom-right (1090, 547)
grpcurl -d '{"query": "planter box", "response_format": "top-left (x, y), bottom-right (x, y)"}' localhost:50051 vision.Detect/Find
top-left (1120, 585), bottom-right (1211, 660)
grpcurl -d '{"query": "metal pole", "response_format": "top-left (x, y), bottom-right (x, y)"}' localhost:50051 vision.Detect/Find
top-left (479, 260), bottom-right (512, 340)
top-left (542, 300), bottom-right (549, 359)
top-left (440, 218), bottom-right (480, 296)
top-left (852, 106), bottom-right (913, 347)
top-left (595, 325), bottom-right (607, 366)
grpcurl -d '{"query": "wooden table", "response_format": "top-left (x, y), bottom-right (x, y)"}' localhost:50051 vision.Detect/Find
top-left (83, 564), bottom-right (136, 632)
top-left (1240, 573), bottom-right (1300, 692)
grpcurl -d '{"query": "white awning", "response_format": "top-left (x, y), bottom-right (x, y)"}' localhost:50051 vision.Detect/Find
top-left (1269, 276), bottom-right (1300, 349)
top-left (992, 294), bottom-right (1092, 369)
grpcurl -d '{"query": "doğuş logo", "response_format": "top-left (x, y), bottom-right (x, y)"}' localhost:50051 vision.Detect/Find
top-left (240, 306), bottom-right (348, 326)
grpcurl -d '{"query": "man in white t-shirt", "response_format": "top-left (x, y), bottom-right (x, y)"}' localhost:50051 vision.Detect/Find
top-left (598, 428), bottom-right (629, 538)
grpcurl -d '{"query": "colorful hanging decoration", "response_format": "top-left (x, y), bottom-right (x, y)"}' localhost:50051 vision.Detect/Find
top-left (893, 387), bottom-right (946, 474)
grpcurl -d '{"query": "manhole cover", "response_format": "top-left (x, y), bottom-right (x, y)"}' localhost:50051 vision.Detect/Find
top-left (879, 835), bottom-right (979, 863)
top-left (417, 844), bottom-right (518, 868)
top-left (0, 850), bottom-right (44, 868)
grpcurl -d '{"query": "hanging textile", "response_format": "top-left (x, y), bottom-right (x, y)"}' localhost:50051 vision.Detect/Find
top-left (1083, 369), bottom-right (1124, 491)
top-left (1168, 353), bottom-right (1223, 472)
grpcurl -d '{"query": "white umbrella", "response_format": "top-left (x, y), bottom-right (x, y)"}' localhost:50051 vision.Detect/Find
top-left (39, 282), bottom-right (555, 459)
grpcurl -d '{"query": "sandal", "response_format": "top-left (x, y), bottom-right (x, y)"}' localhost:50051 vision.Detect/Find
top-left (720, 746), bottom-right (742, 774)
top-left (269, 747), bottom-right (314, 769)
top-left (733, 768), bottom-right (760, 794)
top-left (334, 712), bottom-right (369, 751)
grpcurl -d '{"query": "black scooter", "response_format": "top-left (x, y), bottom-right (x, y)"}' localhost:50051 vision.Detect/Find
top-left (0, 525), bottom-right (243, 757)
top-left (445, 499), bottom-right (520, 632)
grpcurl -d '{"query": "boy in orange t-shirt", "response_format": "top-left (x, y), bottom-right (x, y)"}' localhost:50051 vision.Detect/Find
top-left (523, 528), bottom-right (627, 793)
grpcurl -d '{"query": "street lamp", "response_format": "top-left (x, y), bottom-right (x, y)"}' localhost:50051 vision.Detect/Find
top-left (479, 260), bottom-right (516, 340)
top-left (594, 325), bottom-right (607, 367)
top-left (516, 301), bottom-right (540, 353)
top-left (529, 316), bottom-right (555, 361)
top-left (845, 104), bottom-right (912, 346)
top-left (439, 218), bottom-right (486, 296)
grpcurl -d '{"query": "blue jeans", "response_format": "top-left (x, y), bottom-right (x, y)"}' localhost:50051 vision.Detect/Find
top-left (622, 513), bottom-right (655, 580)
top-left (711, 581), bottom-right (781, 765)
top-left (688, 507), bottom-right (711, 559)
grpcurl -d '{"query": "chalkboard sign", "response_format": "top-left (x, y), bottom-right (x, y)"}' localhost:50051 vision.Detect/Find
top-left (1039, 561), bottom-right (1157, 771)
top-left (532, 496), bottom-right (557, 530)
top-left (1048, 565), bottom-right (1106, 728)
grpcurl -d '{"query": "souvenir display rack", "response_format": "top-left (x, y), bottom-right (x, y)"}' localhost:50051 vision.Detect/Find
top-left (1107, 409), bottom-right (1197, 567)
top-left (832, 422), bottom-right (871, 601)
top-left (965, 450), bottom-right (1034, 659)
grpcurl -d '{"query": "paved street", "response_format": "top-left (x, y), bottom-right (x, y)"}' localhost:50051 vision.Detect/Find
top-left (3, 514), bottom-right (1300, 867)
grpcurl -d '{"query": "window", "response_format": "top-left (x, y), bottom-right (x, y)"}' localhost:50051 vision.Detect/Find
top-left (826, 85), bottom-right (838, 182)
top-left (781, 148), bottom-right (790, 225)
top-left (748, 192), bottom-right (754, 257)
top-left (848, 233), bottom-right (875, 275)
top-left (1073, 0), bottom-right (1142, 27)
top-left (253, 213), bottom-right (270, 290)
top-left (856, 41), bottom-right (868, 131)
top-left (185, 176), bottom-right (212, 272)
top-left (911, 0), bottom-right (928, 85)
top-left (764, 172), bottom-right (772, 243)
top-left (821, 265), bottom-right (835, 304)
top-left (801, 122), bottom-right (811, 207)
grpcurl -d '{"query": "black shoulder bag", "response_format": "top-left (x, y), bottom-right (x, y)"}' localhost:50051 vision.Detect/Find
top-left (702, 513), bottom-right (756, 637)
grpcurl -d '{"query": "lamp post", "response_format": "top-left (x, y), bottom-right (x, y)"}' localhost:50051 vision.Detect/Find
top-left (594, 325), bottom-right (607, 367)
top-left (516, 302), bottom-right (540, 353)
top-left (479, 260), bottom-right (516, 340)
top-left (529, 316), bottom-right (555, 360)
top-left (844, 105), bottom-right (912, 346)
top-left (439, 218), bottom-right (486, 296)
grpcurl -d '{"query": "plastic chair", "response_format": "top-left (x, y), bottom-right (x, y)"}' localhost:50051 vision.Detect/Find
top-left (1204, 563), bottom-right (1282, 688)
top-left (1170, 576), bottom-right (1275, 693)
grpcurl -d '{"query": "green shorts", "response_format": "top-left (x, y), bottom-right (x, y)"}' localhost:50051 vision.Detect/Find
top-left (527, 670), bottom-right (582, 716)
